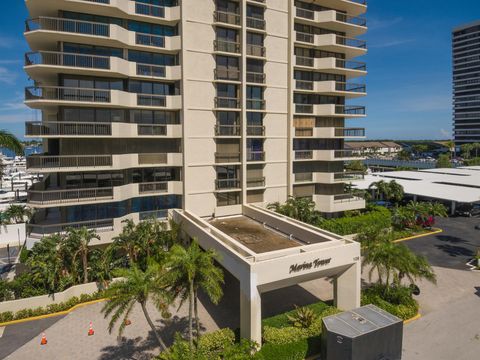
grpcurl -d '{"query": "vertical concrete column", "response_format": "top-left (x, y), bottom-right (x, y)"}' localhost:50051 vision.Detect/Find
top-left (240, 277), bottom-right (262, 345)
top-left (333, 262), bottom-right (361, 311)
top-left (451, 201), bottom-right (456, 216)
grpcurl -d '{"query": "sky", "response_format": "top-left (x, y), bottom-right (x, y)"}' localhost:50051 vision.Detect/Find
top-left (0, 0), bottom-right (479, 140)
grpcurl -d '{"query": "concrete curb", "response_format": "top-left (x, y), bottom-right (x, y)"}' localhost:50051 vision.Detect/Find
top-left (403, 313), bottom-right (421, 324)
top-left (0, 299), bottom-right (106, 327)
top-left (393, 228), bottom-right (443, 243)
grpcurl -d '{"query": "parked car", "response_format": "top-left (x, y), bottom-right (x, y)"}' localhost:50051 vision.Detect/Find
top-left (455, 204), bottom-right (480, 217)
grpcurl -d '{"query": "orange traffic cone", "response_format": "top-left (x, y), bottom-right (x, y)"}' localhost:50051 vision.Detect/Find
top-left (88, 322), bottom-right (95, 336)
top-left (40, 333), bottom-right (47, 345)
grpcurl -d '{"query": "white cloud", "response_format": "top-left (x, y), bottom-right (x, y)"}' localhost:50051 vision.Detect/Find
top-left (0, 66), bottom-right (18, 85)
top-left (368, 17), bottom-right (404, 31)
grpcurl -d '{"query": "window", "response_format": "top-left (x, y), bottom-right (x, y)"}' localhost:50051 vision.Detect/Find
top-left (247, 5), bottom-right (264, 19)
top-left (61, 108), bottom-right (126, 123)
top-left (216, 27), bottom-right (238, 42)
top-left (217, 83), bottom-right (238, 98)
top-left (216, 0), bottom-right (239, 13)
top-left (247, 32), bottom-right (264, 46)
top-left (128, 50), bottom-right (178, 66)
top-left (216, 192), bottom-right (240, 206)
top-left (131, 110), bottom-right (179, 124)
top-left (128, 81), bottom-right (176, 95)
top-left (127, 20), bottom-right (177, 36)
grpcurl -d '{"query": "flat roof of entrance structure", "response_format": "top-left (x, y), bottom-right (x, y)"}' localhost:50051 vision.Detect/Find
top-left (209, 216), bottom-right (303, 254)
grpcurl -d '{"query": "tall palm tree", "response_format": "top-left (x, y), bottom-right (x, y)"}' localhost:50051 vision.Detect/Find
top-left (0, 130), bottom-right (23, 156)
top-left (65, 227), bottom-right (100, 284)
top-left (108, 219), bottom-right (143, 267)
top-left (166, 241), bottom-right (224, 349)
top-left (102, 264), bottom-right (172, 351)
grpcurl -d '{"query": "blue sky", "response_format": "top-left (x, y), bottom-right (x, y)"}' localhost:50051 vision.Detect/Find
top-left (0, 0), bottom-right (479, 139)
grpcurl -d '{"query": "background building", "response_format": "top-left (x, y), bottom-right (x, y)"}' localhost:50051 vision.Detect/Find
top-left (24, 0), bottom-right (367, 243)
top-left (453, 20), bottom-right (480, 145)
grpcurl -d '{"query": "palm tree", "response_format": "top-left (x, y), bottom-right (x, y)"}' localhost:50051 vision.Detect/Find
top-left (267, 196), bottom-right (323, 224)
top-left (0, 130), bottom-right (23, 155)
top-left (4, 205), bottom-right (34, 224)
top-left (101, 264), bottom-right (172, 351)
top-left (108, 219), bottom-right (143, 267)
top-left (369, 180), bottom-right (404, 204)
top-left (166, 241), bottom-right (224, 349)
top-left (65, 227), bottom-right (100, 284)
top-left (445, 140), bottom-right (455, 159)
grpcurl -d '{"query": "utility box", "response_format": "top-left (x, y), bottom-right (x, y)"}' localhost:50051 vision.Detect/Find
top-left (321, 304), bottom-right (403, 360)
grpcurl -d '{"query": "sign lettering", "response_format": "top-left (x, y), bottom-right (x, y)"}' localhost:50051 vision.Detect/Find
top-left (289, 258), bottom-right (332, 274)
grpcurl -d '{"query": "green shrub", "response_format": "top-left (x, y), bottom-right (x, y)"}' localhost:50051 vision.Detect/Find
top-left (255, 338), bottom-right (323, 360)
top-left (198, 328), bottom-right (236, 357)
top-left (263, 321), bottom-right (322, 345)
top-left (0, 311), bottom-right (14, 322)
top-left (319, 207), bottom-right (392, 235)
top-left (262, 301), bottom-right (331, 329)
top-left (18, 247), bottom-right (30, 264)
top-left (362, 285), bottom-right (418, 320)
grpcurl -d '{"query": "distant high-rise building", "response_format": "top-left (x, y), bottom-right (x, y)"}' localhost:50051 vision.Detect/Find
top-left (24, 0), bottom-right (367, 243)
top-left (453, 21), bottom-right (480, 145)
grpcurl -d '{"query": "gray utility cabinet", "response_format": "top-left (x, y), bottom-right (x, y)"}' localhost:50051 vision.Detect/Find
top-left (321, 304), bottom-right (403, 360)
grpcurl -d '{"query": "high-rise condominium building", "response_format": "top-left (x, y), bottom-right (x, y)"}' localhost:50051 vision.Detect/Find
top-left (24, 0), bottom-right (367, 243)
top-left (453, 20), bottom-right (480, 145)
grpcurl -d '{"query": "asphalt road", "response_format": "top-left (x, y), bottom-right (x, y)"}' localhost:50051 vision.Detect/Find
top-left (0, 246), bottom-right (18, 278)
top-left (405, 216), bottom-right (480, 270)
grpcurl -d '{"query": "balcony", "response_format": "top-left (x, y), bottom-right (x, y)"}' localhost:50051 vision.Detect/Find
top-left (25, 17), bottom-right (181, 52)
top-left (314, 193), bottom-right (365, 213)
top-left (246, 177), bottom-right (266, 188)
top-left (139, 181), bottom-right (169, 194)
top-left (28, 218), bottom-right (115, 239)
top-left (213, 11), bottom-right (241, 26)
top-left (295, 80), bottom-right (366, 98)
top-left (25, 0), bottom-right (181, 23)
top-left (25, 86), bottom-right (182, 110)
top-left (215, 179), bottom-right (241, 190)
top-left (25, 121), bottom-right (182, 138)
top-left (28, 187), bottom-right (114, 206)
top-left (247, 99), bottom-right (266, 110)
top-left (294, 127), bottom-right (365, 138)
top-left (246, 72), bottom-right (266, 84)
top-left (295, 9), bottom-right (366, 37)
top-left (295, 0), bottom-right (367, 17)
top-left (24, 51), bottom-right (181, 81)
top-left (215, 152), bottom-right (241, 164)
top-left (215, 124), bottom-right (241, 136)
top-left (294, 104), bottom-right (366, 118)
top-left (295, 32), bottom-right (367, 59)
top-left (246, 44), bottom-right (266, 58)
top-left (247, 151), bottom-right (265, 162)
top-left (215, 97), bottom-right (241, 109)
top-left (26, 153), bottom-right (183, 172)
top-left (294, 150), bottom-right (363, 161)
top-left (247, 125), bottom-right (265, 136)
top-left (295, 56), bottom-right (367, 78)
top-left (246, 17), bottom-right (266, 31)
top-left (293, 172), bottom-right (364, 184)
top-left (214, 68), bottom-right (241, 82)
top-left (214, 40), bottom-right (241, 54)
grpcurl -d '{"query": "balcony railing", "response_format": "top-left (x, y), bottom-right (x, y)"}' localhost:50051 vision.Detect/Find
top-left (336, 59), bottom-right (367, 71)
top-left (138, 153), bottom-right (168, 164)
top-left (296, 8), bottom-right (315, 20)
top-left (139, 181), bottom-right (168, 194)
top-left (137, 63), bottom-right (166, 78)
top-left (336, 13), bottom-right (367, 27)
top-left (247, 177), bottom-right (265, 188)
top-left (25, 86), bottom-right (111, 103)
top-left (295, 104), bottom-right (313, 114)
top-left (215, 124), bottom-right (241, 136)
top-left (25, 17), bottom-right (110, 37)
top-left (215, 152), bottom-right (241, 163)
top-left (28, 187), bottom-right (114, 205)
top-left (139, 209), bottom-right (168, 221)
top-left (247, 99), bottom-right (266, 110)
top-left (27, 155), bottom-right (113, 169)
top-left (336, 35), bottom-right (367, 49)
top-left (296, 80), bottom-right (314, 90)
top-left (333, 194), bottom-right (364, 203)
top-left (214, 40), bottom-right (241, 54)
top-left (295, 150), bottom-right (313, 160)
top-left (135, 2), bottom-right (166, 18)
top-left (246, 17), bottom-right (266, 30)
top-left (26, 121), bottom-right (112, 136)
top-left (246, 72), bottom-right (266, 84)
top-left (215, 179), bottom-right (241, 190)
top-left (28, 219), bottom-right (114, 238)
top-left (334, 150), bottom-right (357, 158)
top-left (333, 172), bottom-right (365, 182)
top-left (136, 32), bottom-right (165, 48)
top-left (214, 68), bottom-right (240, 81)
top-left (295, 128), bottom-right (313, 137)
top-left (247, 125), bottom-right (265, 136)
top-left (247, 151), bottom-right (265, 162)
top-left (335, 82), bottom-right (366, 93)
top-left (137, 124), bottom-right (168, 136)
top-left (215, 97), bottom-right (240, 109)
top-left (296, 56), bottom-right (314, 67)
top-left (246, 44), bottom-right (266, 57)
top-left (295, 173), bottom-right (313, 182)
top-left (25, 51), bottom-right (110, 69)
top-left (296, 32), bottom-right (314, 43)
top-left (334, 128), bottom-right (365, 137)
top-left (137, 94), bottom-right (167, 107)
top-left (335, 105), bottom-right (366, 115)
top-left (213, 11), bottom-right (241, 25)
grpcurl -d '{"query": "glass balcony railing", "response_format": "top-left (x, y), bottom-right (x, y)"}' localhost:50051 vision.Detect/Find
top-left (214, 11), bottom-right (241, 25)
top-left (214, 40), bottom-right (241, 54)
top-left (247, 125), bottom-right (265, 136)
top-left (247, 151), bottom-right (265, 162)
top-left (335, 105), bottom-right (366, 115)
top-left (246, 72), bottom-right (266, 84)
top-left (215, 179), bottom-right (241, 190)
top-left (215, 124), bottom-right (241, 136)
top-left (333, 172), bottom-right (365, 182)
top-left (336, 59), bottom-right (367, 71)
top-left (214, 68), bottom-right (241, 81)
top-left (246, 17), bottom-right (266, 30)
top-left (215, 97), bottom-right (240, 109)
top-left (139, 181), bottom-right (168, 193)
top-left (247, 99), bottom-right (266, 110)
top-left (246, 44), bottom-right (266, 57)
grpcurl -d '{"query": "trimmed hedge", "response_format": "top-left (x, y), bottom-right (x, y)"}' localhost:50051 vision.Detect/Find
top-left (319, 206), bottom-right (392, 235)
top-left (0, 292), bottom-right (104, 323)
top-left (362, 285), bottom-right (418, 320)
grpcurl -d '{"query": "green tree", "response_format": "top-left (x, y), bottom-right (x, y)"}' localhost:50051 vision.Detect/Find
top-left (267, 197), bottom-right (323, 225)
top-left (461, 143), bottom-right (474, 159)
top-left (65, 227), bottom-right (100, 284)
top-left (445, 140), bottom-right (455, 159)
top-left (0, 130), bottom-right (23, 155)
top-left (436, 154), bottom-right (452, 168)
top-left (397, 149), bottom-right (412, 161)
top-left (4, 205), bottom-right (34, 224)
top-left (101, 264), bottom-right (172, 351)
top-left (345, 160), bottom-right (367, 174)
top-left (411, 144), bottom-right (428, 156)
top-left (368, 180), bottom-right (404, 204)
top-left (166, 241), bottom-right (224, 349)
